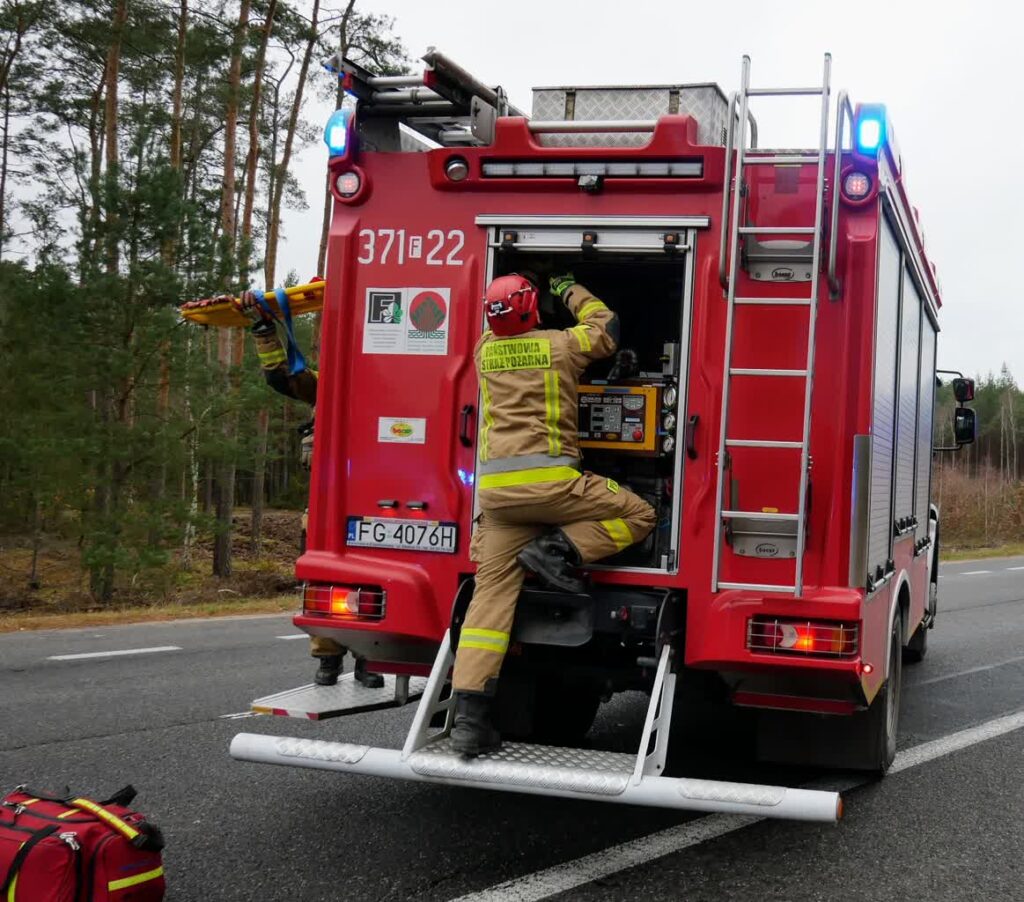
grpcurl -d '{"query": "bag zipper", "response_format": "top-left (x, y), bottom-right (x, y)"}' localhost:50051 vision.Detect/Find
top-left (84, 833), bottom-right (115, 902)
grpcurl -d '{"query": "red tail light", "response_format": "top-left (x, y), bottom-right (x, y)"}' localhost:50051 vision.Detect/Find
top-left (303, 583), bottom-right (386, 620)
top-left (747, 616), bottom-right (858, 658)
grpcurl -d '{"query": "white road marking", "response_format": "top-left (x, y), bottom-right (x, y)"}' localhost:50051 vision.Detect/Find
top-left (961, 570), bottom-right (992, 576)
top-left (911, 653), bottom-right (1024, 687)
top-left (219, 711), bottom-right (265, 720)
top-left (1007, 566), bottom-right (1024, 571)
top-left (47, 646), bottom-right (181, 661)
top-left (276, 634), bottom-right (308, 640)
top-left (450, 708), bottom-right (1024, 902)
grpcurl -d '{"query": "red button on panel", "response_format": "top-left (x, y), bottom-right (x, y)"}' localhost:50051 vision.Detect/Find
top-left (632, 429), bottom-right (644, 441)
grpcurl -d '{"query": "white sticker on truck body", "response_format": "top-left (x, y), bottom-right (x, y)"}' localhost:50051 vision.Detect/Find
top-left (362, 287), bottom-right (450, 356)
top-left (378, 417), bottom-right (427, 444)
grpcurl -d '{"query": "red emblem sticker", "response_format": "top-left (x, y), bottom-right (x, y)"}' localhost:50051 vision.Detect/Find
top-left (409, 290), bottom-right (448, 332)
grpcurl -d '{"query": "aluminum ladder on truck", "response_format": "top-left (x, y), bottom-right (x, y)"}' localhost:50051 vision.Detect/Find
top-left (231, 626), bottom-right (841, 821)
top-left (712, 54), bottom-right (832, 597)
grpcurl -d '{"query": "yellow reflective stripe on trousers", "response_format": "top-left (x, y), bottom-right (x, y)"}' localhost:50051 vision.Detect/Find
top-left (601, 517), bottom-right (633, 551)
top-left (543, 370), bottom-right (561, 456)
top-left (108, 866), bottom-right (165, 892)
top-left (570, 325), bottom-right (592, 352)
top-left (578, 300), bottom-right (607, 320)
top-left (460, 628), bottom-right (509, 654)
top-left (478, 378), bottom-right (494, 462)
top-left (478, 466), bottom-right (580, 490)
top-left (258, 348), bottom-right (287, 367)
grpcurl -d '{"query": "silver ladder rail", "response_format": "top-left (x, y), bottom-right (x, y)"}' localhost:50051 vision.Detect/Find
top-left (712, 54), bottom-right (832, 597)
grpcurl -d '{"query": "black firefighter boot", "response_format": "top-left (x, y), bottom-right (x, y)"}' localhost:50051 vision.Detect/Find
top-left (354, 657), bottom-right (385, 689)
top-left (314, 654), bottom-right (343, 686)
top-left (516, 529), bottom-right (586, 594)
top-left (450, 692), bottom-right (502, 757)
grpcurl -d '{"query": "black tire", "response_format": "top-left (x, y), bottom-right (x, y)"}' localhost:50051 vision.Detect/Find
top-left (861, 614), bottom-right (903, 775)
top-left (903, 620), bottom-right (928, 663)
top-left (530, 681), bottom-right (602, 745)
top-left (905, 577), bottom-right (937, 664)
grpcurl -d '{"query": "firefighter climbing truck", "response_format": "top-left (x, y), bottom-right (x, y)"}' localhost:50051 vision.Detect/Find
top-left (229, 51), bottom-right (977, 822)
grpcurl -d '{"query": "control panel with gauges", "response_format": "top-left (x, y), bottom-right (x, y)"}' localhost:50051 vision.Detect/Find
top-left (578, 384), bottom-right (667, 456)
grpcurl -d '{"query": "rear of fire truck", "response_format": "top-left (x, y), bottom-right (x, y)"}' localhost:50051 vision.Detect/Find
top-left (231, 51), bottom-right (976, 821)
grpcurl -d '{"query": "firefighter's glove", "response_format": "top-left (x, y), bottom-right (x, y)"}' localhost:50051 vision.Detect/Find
top-left (607, 349), bottom-right (639, 383)
top-left (549, 273), bottom-right (575, 300)
top-left (234, 290), bottom-right (273, 327)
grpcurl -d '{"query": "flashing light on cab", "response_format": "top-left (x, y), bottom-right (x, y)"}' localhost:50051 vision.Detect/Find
top-left (854, 103), bottom-right (886, 156)
top-left (323, 107), bottom-right (352, 158)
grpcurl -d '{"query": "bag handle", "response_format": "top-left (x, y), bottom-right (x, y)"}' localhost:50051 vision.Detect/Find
top-left (10, 784), bottom-right (137, 808)
top-left (0, 824), bottom-right (59, 894)
top-left (64, 798), bottom-right (164, 852)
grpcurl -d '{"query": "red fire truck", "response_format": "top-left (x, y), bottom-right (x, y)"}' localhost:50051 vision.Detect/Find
top-left (231, 52), bottom-right (977, 823)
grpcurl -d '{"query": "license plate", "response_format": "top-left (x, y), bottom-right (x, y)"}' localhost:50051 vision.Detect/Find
top-left (346, 517), bottom-right (458, 554)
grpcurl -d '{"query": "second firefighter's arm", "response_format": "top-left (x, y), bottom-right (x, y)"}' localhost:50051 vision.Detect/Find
top-left (560, 283), bottom-right (619, 362)
top-left (251, 322), bottom-right (318, 406)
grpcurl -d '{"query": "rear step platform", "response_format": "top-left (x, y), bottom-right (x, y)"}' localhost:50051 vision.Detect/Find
top-left (233, 631), bottom-right (841, 822)
top-left (251, 673), bottom-right (428, 720)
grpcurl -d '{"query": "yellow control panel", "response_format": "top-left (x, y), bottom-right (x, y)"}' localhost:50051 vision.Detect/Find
top-left (578, 384), bottom-right (661, 455)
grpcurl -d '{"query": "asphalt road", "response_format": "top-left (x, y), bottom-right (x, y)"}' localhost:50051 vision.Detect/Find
top-left (2, 555), bottom-right (1023, 901)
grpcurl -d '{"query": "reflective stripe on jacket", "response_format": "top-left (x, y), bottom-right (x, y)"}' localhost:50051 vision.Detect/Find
top-left (476, 283), bottom-right (618, 471)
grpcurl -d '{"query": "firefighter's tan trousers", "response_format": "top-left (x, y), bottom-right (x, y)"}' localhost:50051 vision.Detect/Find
top-left (452, 472), bottom-right (656, 694)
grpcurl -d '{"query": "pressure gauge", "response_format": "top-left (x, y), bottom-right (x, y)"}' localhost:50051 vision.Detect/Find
top-left (663, 385), bottom-right (678, 408)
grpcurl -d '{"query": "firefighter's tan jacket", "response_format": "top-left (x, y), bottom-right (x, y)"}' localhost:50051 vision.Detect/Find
top-left (475, 283), bottom-right (617, 486)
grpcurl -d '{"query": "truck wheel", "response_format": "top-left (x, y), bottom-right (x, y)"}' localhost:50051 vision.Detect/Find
top-left (861, 614), bottom-right (903, 775)
top-left (530, 681), bottom-right (602, 746)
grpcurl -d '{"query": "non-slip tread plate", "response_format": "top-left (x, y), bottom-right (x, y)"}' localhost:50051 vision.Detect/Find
top-left (408, 739), bottom-right (634, 796)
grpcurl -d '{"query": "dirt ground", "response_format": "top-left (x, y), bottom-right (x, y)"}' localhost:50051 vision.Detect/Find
top-left (0, 508), bottom-right (304, 617)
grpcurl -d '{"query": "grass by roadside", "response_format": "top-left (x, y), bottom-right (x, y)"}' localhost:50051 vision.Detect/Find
top-left (0, 593), bottom-right (299, 633)
top-left (942, 542), bottom-right (1024, 563)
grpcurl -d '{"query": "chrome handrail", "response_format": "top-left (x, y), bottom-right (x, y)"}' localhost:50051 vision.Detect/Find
top-left (719, 93), bottom-right (759, 290)
top-left (718, 92), bottom-right (739, 290)
top-left (827, 91), bottom-right (855, 298)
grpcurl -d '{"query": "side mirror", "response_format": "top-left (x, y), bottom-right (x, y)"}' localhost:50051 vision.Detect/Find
top-left (952, 377), bottom-right (975, 403)
top-left (953, 407), bottom-right (977, 445)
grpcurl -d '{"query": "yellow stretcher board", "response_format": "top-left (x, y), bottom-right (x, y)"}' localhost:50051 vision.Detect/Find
top-left (179, 281), bottom-right (325, 328)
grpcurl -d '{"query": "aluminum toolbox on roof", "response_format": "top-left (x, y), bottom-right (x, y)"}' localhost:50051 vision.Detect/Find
top-left (531, 83), bottom-right (731, 146)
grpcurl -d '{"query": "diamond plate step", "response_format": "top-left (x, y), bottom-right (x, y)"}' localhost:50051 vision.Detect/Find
top-left (407, 738), bottom-right (635, 796)
top-left (252, 673), bottom-right (428, 720)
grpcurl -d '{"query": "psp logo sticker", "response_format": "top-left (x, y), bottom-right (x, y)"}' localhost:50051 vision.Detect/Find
top-left (390, 422), bottom-right (414, 438)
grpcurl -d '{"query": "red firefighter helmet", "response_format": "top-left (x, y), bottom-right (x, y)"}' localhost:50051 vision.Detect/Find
top-left (484, 274), bottom-right (539, 337)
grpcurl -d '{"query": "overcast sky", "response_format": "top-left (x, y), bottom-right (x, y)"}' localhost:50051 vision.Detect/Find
top-left (279, 0), bottom-right (1023, 382)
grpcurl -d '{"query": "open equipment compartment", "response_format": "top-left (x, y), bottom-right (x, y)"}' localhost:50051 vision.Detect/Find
top-left (478, 216), bottom-right (700, 573)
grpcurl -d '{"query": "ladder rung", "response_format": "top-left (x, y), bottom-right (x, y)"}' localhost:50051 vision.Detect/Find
top-left (722, 511), bottom-right (799, 521)
top-left (743, 154), bottom-right (820, 165)
top-left (746, 87), bottom-right (824, 97)
top-left (738, 226), bottom-right (816, 235)
top-left (718, 582), bottom-right (797, 593)
top-left (726, 439), bottom-right (803, 449)
top-left (729, 368), bottom-right (807, 377)
top-left (734, 297), bottom-right (812, 306)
